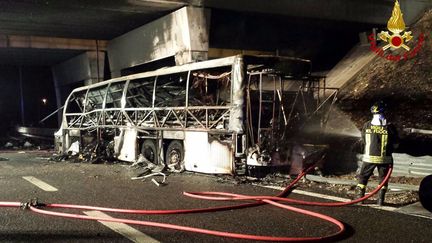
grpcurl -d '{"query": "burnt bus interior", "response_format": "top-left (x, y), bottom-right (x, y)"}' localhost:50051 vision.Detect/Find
top-left (59, 55), bottom-right (337, 174)
top-left (60, 63), bottom-right (234, 169)
top-left (243, 57), bottom-right (338, 170)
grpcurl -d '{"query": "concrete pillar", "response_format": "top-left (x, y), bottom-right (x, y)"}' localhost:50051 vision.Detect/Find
top-left (87, 51), bottom-right (105, 85)
top-left (107, 6), bottom-right (210, 76)
top-left (52, 51), bottom-right (104, 125)
top-left (174, 6), bottom-right (210, 65)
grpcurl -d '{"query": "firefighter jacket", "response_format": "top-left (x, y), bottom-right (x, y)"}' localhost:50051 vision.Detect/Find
top-left (361, 121), bottom-right (399, 164)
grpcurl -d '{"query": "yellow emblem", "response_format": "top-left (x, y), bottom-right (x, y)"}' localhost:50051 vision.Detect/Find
top-left (378, 0), bottom-right (413, 51)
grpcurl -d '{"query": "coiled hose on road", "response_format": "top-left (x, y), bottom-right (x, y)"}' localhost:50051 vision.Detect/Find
top-left (0, 157), bottom-right (393, 242)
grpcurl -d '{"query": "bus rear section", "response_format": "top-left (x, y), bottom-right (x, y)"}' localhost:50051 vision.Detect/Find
top-left (242, 56), bottom-right (337, 175)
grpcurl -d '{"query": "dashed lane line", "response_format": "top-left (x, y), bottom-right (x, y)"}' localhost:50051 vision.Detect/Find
top-left (84, 210), bottom-right (160, 243)
top-left (22, 176), bottom-right (58, 192)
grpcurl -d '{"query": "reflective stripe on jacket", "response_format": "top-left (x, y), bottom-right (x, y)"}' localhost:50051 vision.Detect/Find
top-left (362, 122), bottom-right (398, 164)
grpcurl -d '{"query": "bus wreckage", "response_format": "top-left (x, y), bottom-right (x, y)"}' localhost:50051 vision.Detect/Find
top-left (55, 55), bottom-right (337, 175)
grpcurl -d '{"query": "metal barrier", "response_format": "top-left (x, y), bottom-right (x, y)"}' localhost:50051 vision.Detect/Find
top-left (392, 153), bottom-right (432, 177)
top-left (16, 126), bottom-right (56, 140)
top-left (357, 153), bottom-right (432, 177)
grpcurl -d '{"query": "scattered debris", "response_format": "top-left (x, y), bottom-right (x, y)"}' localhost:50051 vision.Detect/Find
top-left (167, 162), bottom-right (185, 173)
top-left (151, 178), bottom-right (161, 186)
top-left (1, 135), bottom-right (53, 150)
top-left (130, 154), bottom-right (150, 167)
top-left (23, 141), bottom-right (33, 148)
top-left (127, 154), bottom-right (169, 184)
top-left (297, 175), bottom-right (419, 206)
top-left (67, 141), bottom-right (80, 156)
top-left (4, 142), bottom-right (13, 148)
top-left (131, 172), bottom-right (167, 186)
top-left (50, 139), bottom-right (116, 164)
top-left (214, 170), bottom-right (421, 206)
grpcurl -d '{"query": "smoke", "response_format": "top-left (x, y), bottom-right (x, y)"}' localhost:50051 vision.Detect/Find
top-left (323, 107), bottom-right (361, 138)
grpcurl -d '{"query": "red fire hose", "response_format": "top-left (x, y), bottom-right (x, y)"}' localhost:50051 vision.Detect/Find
top-left (185, 165), bottom-right (393, 207)
top-left (0, 160), bottom-right (393, 242)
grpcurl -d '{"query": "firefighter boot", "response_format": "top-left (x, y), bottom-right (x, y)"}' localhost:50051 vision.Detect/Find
top-left (377, 189), bottom-right (386, 206)
top-left (354, 186), bottom-right (366, 203)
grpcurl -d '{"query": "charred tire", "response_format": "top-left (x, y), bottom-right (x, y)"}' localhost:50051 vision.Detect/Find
top-left (165, 140), bottom-right (184, 170)
top-left (141, 140), bottom-right (157, 164)
top-left (247, 165), bottom-right (267, 178)
top-left (419, 175), bottom-right (432, 212)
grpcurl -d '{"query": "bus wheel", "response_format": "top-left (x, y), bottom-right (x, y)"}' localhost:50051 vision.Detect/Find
top-left (141, 140), bottom-right (157, 164)
top-left (165, 140), bottom-right (184, 171)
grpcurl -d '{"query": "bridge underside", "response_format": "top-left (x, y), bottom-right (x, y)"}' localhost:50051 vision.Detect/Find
top-left (0, 0), bottom-right (430, 128)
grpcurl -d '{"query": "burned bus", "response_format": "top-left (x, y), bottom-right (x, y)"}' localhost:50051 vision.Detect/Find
top-left (55, 55), bottom-right (337, 174)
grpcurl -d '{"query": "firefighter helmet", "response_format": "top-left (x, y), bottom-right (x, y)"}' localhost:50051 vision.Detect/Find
top-left (370, 101), bottom-right (386, 114)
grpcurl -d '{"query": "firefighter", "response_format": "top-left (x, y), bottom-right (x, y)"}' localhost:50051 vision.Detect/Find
top-left (355, 101), bottom-right (399, 205)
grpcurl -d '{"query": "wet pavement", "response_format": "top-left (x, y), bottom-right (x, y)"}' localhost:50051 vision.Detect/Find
top-left (0, 150), bottom-right (431, 242)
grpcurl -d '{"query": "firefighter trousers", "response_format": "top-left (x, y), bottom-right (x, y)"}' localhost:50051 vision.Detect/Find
top-left (357, 162), bottom-right (391, 188)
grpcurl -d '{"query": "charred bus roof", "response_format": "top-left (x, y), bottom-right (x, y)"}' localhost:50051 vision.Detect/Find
top-left (69, 55), bottom-right (312, 93)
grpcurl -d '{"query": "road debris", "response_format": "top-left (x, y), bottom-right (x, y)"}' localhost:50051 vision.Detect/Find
top-left (214, 170), bottom-right (420, 206)
top-left (67, 141), bottom-right (79, 156)
top-left (23, 141), bottom-right (33, 148)
top-left (131, 172), bottom-right (167, 186)
top-left (4, 142), bottom-right (13, 148)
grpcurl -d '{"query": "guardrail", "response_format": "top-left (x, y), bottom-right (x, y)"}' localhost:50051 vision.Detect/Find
top-left (392, 153), bottom-right (432, 177)
top-left (16, 126), bottom-right (56, 140)
top-left (357, 153), bottom-right (432, 177)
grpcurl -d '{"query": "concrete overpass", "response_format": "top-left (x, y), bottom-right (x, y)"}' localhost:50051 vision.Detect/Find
top-left (0, 0), bottom-right (430, 127)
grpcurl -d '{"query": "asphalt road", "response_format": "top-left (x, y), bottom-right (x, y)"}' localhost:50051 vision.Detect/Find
top-left (0, 150), bottom-right (431, 242)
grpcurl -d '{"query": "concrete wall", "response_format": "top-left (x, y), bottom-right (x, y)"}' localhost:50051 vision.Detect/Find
top-left (51, 51), bottom-right (104, 124)
top-left (52, 53), bottom-right (90, 87)
top-left (52, 51), bottom-right (104, 86)
top-left (107, 6), bottom-right (210, 77)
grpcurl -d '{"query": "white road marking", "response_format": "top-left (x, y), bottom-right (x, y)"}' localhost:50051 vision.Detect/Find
top-left (256, 184), bottom-right (397, 212)
top-left (84, 210), bottom-right (160, 243)
top-left (292, 189), bottom-right (352, 202)
top-left (22, 176), bottom-right (58, 191)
